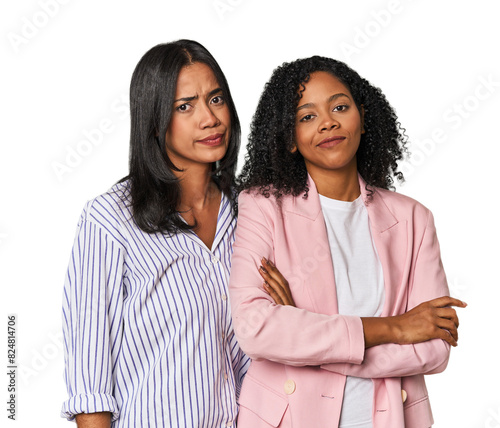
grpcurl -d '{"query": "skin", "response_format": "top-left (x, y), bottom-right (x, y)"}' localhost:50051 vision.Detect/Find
top-left (74, 62), bottom-right (231, 427)
top-left (75, 412), bottom-right (111, 428)
top-left (293, 71), bottom-right (364, 201)
top-left (261, 71), bottom-right (466, 349)
top-left (165, 61), bottom-right (232, 249)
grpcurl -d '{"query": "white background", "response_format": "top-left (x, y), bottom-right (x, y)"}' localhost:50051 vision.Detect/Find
top-left (2, 0), bottom-right (499, 426)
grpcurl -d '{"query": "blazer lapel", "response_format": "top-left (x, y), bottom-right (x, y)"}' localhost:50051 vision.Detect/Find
top-left (283, 174), bottom-right (410, 317)
top-left (359, 176), bottom-right (410, 316)
top-left (283, 175), bottom-right (340, 316)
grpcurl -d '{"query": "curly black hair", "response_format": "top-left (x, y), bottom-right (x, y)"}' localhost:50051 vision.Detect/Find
top-left (237, 55), bottom-right (407, 199)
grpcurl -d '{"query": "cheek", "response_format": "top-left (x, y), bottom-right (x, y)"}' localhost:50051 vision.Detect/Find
top-left (350, 113), bottom-right (363, 135)
top-left (294, 128), bottom-right (310, 151)
top-left (221, 107), bottom-right (231, 128)
top-left (166, 118), bottom-right (188, 146)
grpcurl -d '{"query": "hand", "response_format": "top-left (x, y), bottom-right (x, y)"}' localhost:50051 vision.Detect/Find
top-left (393, 296), bottom-right (467, 347)
top-left (259, 257), bottom-right (296, 306)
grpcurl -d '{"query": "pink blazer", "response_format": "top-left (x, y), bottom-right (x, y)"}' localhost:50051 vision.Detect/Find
top-left (229, 175), bottom-right (450, 428)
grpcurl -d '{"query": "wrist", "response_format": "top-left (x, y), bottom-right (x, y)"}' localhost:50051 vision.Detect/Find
top-left (361, 317), bottom-right (389, 348)
top-left (387, 315), bottom-right (403, 345)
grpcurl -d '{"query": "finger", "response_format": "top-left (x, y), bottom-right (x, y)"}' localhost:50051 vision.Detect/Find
top-left (262, 258), bottom-right (287, 283)
top-left (263, 282), bottom-right (284, 305)
top-left (429, 296), bottom-right (467, 309)
top-left (262, 257), bottom-right (276, 270)
top-left (436, 318), bottom-right (458, 342)
top-left (262, 258), bottom-right (295, 303)
top-left (263, 274), bottom-right (290, 304)
top-left (260, 264), bottom-right (290, 298)
top-left (259, 266), bottom-right (285, 294)
top-left (259, 265), bottom-right (270, 279)
top-left (259, 264), bottom-right (278, 283)
top-left (437, 327), bottom-right (458, 347)
top-left (435, 307), bottom-right (459, 327)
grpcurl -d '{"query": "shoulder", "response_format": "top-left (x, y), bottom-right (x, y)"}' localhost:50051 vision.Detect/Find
top-left (238, 187), bottom-right (292, 214)
top-left (370, 186), bottom-right (432, 225)
top-left (78, 180), bottom-right (133, 239)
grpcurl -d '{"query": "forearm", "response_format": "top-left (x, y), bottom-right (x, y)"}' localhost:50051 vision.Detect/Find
top-left (232, 296), bottom-right (365, 366)
top-left (75, 412), bottom-right (112, 428)
top-left (321, 296), bottom-right (463, 378)
top-left (322, 338), bottom-right (450, 378)
top-left (361, 316), bottom-right (397, 348)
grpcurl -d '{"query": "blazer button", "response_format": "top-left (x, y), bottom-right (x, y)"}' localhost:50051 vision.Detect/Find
top-left (284, 379), bottom-right (296, 395)
top-left (401, 389), bottom-right (407, 403)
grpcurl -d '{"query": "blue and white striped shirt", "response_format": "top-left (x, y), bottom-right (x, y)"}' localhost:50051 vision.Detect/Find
top-left (61, 181), bottom-right (249, 427)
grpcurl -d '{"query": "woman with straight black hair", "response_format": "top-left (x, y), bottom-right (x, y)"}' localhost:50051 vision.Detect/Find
top-left (127, 39), bottom-right (241, 233)
top-left (61, 40), bottom-right (249, 428)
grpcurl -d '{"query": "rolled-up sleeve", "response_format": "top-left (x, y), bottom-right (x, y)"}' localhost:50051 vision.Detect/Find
top-left (61, 204), bottom-right (125, 421)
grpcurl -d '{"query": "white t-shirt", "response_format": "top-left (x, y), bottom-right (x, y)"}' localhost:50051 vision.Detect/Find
top-left (319, 194), bottom-right (385, 428)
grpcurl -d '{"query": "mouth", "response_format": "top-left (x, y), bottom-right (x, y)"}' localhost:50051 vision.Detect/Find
top-left (317, 136), bottom-right (346, 148)
top-left (197, 133), bottom-right (224, 146)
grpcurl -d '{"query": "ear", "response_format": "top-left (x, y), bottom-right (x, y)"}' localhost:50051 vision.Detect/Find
top-left (360, 104), bottom-right (365, 134)
top-left (290, 144), bottom-right (298, 153)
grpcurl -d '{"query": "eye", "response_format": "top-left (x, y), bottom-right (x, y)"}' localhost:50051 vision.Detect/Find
top-left (333, 104), bottom-right (349, 112)
top-left (176, 103), bottom-right (192, 112)
top-left (211, 95), bottom-right (224, 105)
top-left (299, 114), bottom-right (314, 123)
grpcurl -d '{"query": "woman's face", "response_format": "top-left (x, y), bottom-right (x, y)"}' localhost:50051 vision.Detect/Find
top-left (294, 71), bottom-right (364, 178)
top-left (165, 62), bottom-right (231, 171)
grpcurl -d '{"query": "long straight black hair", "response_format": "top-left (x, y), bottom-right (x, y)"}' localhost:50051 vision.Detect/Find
top-left (121, 40), bottom-right (241, 234)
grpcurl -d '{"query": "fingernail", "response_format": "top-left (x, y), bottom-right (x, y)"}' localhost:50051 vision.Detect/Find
top-left (259, 266), bottom-right (267, 274)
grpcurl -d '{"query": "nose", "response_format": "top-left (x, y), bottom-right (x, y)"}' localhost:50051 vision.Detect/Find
top-left (199, 103), bottom-right (220, 129)
top-left (318, 114), bottom-right (339, 132)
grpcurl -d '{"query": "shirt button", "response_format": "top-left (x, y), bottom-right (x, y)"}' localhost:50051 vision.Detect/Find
top-left (401, 389), bottom-right (407, 403)
top-left (221, 294), bottom-right (227, 301)
top-left (224, 373), bottom-right (228, 380)
top-left (284, 379), bottom-right (296, 395)
top-left (211, 256), bottom-right (219, 264)
top-left (226, 422), bottom-right (232, 427)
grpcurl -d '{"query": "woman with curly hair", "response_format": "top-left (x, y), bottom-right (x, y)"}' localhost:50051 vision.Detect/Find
top-left (229, 56), bottom-right (465, 428)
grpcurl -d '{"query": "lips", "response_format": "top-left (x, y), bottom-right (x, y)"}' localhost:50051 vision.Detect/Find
top-left (317, 136), bottom-right (345, 148)
top-left (197, 133), bottom-right (224, 146)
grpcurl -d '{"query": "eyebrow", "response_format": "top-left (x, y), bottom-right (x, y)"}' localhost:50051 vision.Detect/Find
top-left (174, 87), bottom-right (223, 103)
top-left (296, 92), bottom-right (351, 111)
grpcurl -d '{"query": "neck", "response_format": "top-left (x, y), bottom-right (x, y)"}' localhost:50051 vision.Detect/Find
top-left (173, 164), bottom-right (219, 211)
top-left (307, 162), bottom-right (360, 202)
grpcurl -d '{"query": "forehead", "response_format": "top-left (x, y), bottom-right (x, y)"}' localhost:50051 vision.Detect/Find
top-left (175, 62), bottom-right (219, 96)
top-left (300, 71), bottom-right (352, 99)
